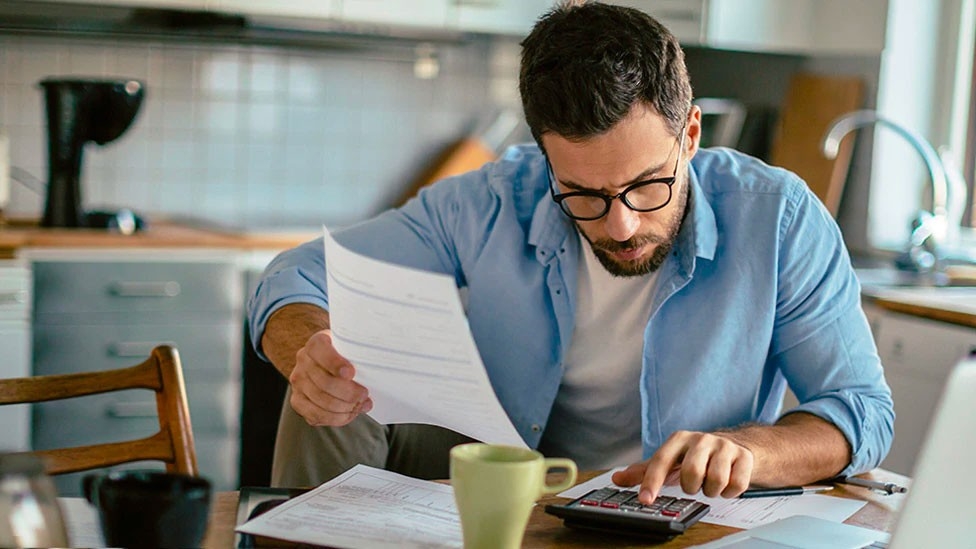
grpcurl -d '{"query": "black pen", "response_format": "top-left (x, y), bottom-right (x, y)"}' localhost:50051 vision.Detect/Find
top-left (739, 485), bottom-right (834, 498)
top-left (836, 476), bottom-right (908, 495)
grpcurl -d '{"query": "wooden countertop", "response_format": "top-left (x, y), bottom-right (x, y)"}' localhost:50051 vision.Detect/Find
top-left (0, 218), bottom-right (319, 258)
top-left (203, 469), bottom-right (909, 548)
top-left (863, 288), bottom-right (976, 329)
top-left (5, 220), bottom-right (976, 330)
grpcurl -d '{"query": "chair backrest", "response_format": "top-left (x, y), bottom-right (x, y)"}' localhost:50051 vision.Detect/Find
top-left (0, 345), bottom-right (198, 476)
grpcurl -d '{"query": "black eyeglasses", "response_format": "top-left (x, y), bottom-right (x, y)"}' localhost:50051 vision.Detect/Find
top-left (547, 130), bottom-right (685, 221)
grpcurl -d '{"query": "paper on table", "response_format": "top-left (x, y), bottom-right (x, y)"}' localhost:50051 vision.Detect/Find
top-left (558, 469), bottom-right (866, 530)
top-left (236, 464), bottom-right (463, 549)
top-left (323, 226), bottom-right (526, 447)
top-left (58, 497), bottom-right (106, 548)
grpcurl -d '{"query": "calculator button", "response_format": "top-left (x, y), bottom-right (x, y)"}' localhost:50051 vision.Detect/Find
top-left (579, 488), bottom-right (618, 506)
top-left (600, 490), bottom-right (636, 509)
top-left (619, 494), bottom-right (642, 511)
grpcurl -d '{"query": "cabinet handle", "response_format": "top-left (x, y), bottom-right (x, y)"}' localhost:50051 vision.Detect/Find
top-left (108, 341), bottom-right (177, 358)
top-left (0, 290), bottom-right (27, 305)
top-left (108, 281), bottom-right (181, 297)
top-left (655, 9), bottom-right (700, 24)
top-left (106, 401), bottom-right (156, 418)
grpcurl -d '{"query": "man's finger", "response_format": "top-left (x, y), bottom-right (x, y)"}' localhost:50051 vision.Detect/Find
top-left (611, 463), bottom-right (646, 488)
top-left (639, 435), bottom-right (690, 504)
top-left (720, 451), bottom-right (754, 498)
top-left (289, 389), bottom-right (359, 427)
top-left (700, 447), bottom-right (734, 498)
top-left (299, 364), bottom-right (369, 405)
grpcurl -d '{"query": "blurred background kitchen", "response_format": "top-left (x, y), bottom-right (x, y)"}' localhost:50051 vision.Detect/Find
top-left (1, 0), bottom-right (975, 493)
top-left (0, 0), bottom-right (971, 252)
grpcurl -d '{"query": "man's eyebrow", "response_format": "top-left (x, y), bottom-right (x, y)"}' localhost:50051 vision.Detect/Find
top-left (556, 160), bottom-right (669, 193)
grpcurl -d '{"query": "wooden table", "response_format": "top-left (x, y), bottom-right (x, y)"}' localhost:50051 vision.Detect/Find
top-left (202, 470), bottom-right (909, 548)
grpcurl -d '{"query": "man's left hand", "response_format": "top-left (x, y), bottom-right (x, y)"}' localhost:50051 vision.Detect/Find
top-left (611, 430), bottom-right (754, 504)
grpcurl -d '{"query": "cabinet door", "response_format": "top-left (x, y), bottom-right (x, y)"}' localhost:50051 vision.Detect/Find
top-left (602, 0), bottom-right (706, 45)
top-left (705, 0), bottom-right (887, 55)
top-left (0, 324), bottom-right (31, 452)
top-left (875, 312), bottom-right (976, 475)
top-left (340, 0), bottom-right (453, 29)
top-left (213, 0), bottom-right (339, 19)
top-left (456, 0), bottom-right (552, 36)
top-left (21, 0), bottom-right (213, 8)
top-left (32, 260), bottom-right (241, 319)
top-left (0, 262), bottom-right (30, 321)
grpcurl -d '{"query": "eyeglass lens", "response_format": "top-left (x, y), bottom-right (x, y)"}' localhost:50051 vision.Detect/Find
top-left (558, 183), bottom-right (672, 219)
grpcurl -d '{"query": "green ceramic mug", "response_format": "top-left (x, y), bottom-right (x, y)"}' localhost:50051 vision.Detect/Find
top-left (450, 443), bottom-right (578, 549)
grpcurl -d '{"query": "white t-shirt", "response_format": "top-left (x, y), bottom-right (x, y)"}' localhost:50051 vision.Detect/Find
top-left (537, 233), bottom-right (658, 469)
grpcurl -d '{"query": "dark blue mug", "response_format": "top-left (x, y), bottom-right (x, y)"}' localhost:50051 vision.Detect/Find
top-left (83, 470), bottom-right (211, 549)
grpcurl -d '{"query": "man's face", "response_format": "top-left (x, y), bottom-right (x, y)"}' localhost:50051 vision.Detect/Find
top-left (542, 103), bottom-right (701, 277)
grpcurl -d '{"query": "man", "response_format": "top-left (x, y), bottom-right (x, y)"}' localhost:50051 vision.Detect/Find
top-left (248, 1), bottom-right (893, 503)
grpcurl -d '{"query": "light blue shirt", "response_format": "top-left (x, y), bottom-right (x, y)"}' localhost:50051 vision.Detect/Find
top-left (248, 145), bottom-right (894, 476)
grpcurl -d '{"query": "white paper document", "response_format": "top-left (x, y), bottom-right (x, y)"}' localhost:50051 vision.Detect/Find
top-left (559, 469), bottom-right (866, 530)
top-left (236, 464), bottom-right (463, 549)
top-left (58, 497), bottom-right (106, 548)
top-left (323, 227), bottom-right (526, 447)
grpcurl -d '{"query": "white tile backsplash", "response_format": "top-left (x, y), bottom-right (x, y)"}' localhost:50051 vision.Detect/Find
top-left (0, 32), bottom-right (522, 227)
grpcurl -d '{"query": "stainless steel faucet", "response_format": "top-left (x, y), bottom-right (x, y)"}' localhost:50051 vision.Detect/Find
top-left (822, 109), bottom-right (953, 271)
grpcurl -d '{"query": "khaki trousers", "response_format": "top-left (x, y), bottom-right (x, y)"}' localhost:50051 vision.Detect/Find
top-left (271, 387), bottom-right (476, 487)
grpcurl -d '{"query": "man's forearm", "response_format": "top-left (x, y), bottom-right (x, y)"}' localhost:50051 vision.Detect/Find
top-left (260, 303), bottom-right (331, 378)
top-left (719, 412), bottom-right (851, 486)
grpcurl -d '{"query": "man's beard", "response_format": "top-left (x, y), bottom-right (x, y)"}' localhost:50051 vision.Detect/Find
top-left (578, 184), bottom-right (688, 278)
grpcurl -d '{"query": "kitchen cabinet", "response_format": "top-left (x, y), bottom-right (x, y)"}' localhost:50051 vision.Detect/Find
top-left (211, 0), bottom-right (339, 21)
top-left (29, 252), bottom-right (244, 495)
top-left (455, 0), bottom-right (553, 36)
top-left (870, 305), bottom-right (976, 475)
top-left (604, 0), bottom-right (707, 46)
top-left (605, 0), bottom-right (888, 55)
top-left (21, 0), bottom-right (213, 9)
top-left (0, 260), bottom-right (32, 453)
top-left (8, 0), bottom-right (888, 54)
top-left (213, 0), bottom-right (450, 31)
top-left (339, 0), bottom-right (453, 30)
top-left (705, 0), bottom-right (887, 55)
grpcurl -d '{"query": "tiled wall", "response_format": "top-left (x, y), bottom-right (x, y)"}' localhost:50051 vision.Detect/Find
top-left (0, 33), bottom-right (522, 229)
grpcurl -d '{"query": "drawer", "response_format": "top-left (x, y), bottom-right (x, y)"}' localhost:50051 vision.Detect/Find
top-left (874, 312), bottom-right (976, 378)
top-left (0, 262), bottom-right (31, 319)
top-left (31, 380), bottom-right (239, 438)
top-left (33, 260), bottom-right (242, 315)
top-left (33, 322), bottom-right (242, 381)
top-left (0, 324), bottom-right (31, 452)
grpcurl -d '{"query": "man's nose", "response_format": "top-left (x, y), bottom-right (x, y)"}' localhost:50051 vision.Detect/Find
top-left (603, 199), bottom-right (641, 242)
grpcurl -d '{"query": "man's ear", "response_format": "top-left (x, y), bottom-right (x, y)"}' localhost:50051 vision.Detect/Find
top-left (685, 105), bottom-right (703, 157)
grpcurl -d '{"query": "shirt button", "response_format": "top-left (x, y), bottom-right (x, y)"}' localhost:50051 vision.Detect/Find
top-left (531, 424), bottom-right (542, 433)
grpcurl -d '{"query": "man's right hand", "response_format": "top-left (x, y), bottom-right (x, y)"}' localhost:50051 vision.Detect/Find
top-left (260, 303), bottom-right (373, 426)
top-left (288, 328), bottom-right (373, 426)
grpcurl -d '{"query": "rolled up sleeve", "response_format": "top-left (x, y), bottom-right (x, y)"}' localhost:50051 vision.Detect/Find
top-left (771, 181), bottom-right (894, 475)
top-left (246, 237), bottom-right (330, 361)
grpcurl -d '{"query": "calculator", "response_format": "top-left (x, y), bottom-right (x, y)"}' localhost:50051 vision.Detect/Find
top-left (544, 487), bottom-right (710, 540)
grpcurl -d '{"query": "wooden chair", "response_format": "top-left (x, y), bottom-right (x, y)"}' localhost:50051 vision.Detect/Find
top-left (0, 345), bottom-right (198, 476)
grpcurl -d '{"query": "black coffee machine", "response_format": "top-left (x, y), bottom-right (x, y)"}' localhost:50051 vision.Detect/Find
top-left (40, 78), bottom-right (146, 231)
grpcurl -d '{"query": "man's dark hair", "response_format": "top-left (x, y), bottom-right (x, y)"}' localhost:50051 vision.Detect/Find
top-left (519, 0), bottom-right (693, 147)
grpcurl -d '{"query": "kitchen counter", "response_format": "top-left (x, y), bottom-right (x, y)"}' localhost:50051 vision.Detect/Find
top-left (861, 286), bottom-right (976, 329)
top-left (0, 218), bottom-right (319, 258)
top-left (5, 223), bottom-right (975, 328)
